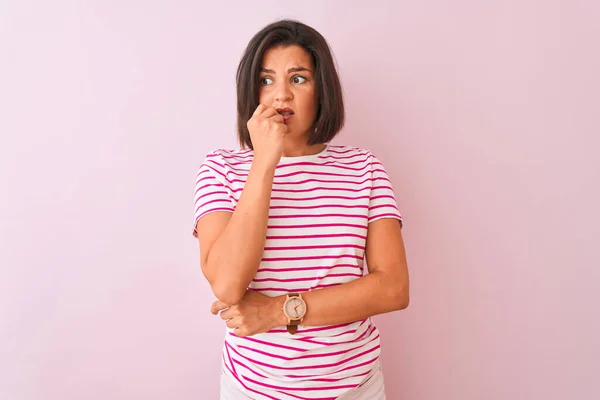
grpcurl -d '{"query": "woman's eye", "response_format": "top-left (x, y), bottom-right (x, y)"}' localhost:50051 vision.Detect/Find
top-left (292, 75), bottom-right (307, 84)
top-left (260, 77), bottom-right (273, 85)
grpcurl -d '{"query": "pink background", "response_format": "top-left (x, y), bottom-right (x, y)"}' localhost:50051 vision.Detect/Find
top-left (1, 1), bottom-right (598, 399)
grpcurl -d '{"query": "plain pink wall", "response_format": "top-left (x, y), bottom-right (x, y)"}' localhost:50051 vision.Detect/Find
top-left (1, 1), bottom-right (598, 399)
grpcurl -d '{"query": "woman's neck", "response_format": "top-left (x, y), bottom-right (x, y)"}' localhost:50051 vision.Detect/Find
top-left (282, 138), bottom-right (327, 158)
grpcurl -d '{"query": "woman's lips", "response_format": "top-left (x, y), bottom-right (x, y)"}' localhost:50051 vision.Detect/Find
top-left (277, 108), bottom-right (294, 123)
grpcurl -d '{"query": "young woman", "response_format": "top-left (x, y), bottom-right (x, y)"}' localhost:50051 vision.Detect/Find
top-left (193, 19), bottom-right (409, 400)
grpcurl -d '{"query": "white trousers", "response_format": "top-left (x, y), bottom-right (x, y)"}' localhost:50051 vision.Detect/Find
top-left (220, 361), bottom-right (386, 400)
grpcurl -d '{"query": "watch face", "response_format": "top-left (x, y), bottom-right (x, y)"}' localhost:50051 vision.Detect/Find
top-left (284, 297), bottom-right (305, 319)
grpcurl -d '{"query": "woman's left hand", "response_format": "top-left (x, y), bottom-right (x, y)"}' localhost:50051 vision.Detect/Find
top-left (211, 290), bottom-right (286, 337)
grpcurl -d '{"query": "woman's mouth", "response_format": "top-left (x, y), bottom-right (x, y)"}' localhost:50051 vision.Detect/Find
top-left (277, 108), bottom-right (295, 123)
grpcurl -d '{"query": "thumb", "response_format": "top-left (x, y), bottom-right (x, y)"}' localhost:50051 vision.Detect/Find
top-left (211, 300), bottom-right (229, 315)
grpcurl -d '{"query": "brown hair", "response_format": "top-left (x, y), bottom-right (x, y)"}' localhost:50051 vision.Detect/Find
top-left (236, 19), bottom-right (345, 150)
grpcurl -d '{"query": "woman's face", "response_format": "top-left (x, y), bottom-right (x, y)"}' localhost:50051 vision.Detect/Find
top-left (258, 45), bottom-right (318, 139)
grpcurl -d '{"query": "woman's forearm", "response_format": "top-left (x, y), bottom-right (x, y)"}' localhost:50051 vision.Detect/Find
top-left (205, 161), bottom-right (275, 305)
top-left (272, 270), bottom-right (409, 327)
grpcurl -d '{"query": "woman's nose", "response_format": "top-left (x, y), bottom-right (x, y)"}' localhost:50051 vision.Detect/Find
top-left (275, 82), bottom-right (293, 102)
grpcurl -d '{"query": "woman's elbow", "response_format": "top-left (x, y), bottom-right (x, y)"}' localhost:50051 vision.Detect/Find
top-left (212, 281), bottom-right (246, 306)
top-left (389, 281), bottom-right (410, 311)
top-left (396, 291), bottom-right (410, 310)
top-left (202, 263), bottom-right (246, 305)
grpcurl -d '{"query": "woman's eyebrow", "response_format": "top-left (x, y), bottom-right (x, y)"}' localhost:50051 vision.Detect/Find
top-left (260, 66), bottom-right (313, 74)
top-left (288, 66), bottom-right (312, 74)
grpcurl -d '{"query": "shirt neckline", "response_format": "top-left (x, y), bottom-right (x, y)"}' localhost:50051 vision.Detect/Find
top-left (279, 144), bottom-right (329, 163)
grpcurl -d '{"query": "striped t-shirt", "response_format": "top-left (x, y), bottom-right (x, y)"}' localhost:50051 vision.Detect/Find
top-left (192, 144), bottom-right (402, 400)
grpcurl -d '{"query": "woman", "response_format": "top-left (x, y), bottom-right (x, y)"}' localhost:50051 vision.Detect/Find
top-left (193, 19), bottom-right (409, 400)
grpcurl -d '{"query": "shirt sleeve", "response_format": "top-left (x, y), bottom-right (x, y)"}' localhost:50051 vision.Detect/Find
top-left (192, 151), bottom-right (235, 238)
top-left (368, 154), bottom-right (403, 225)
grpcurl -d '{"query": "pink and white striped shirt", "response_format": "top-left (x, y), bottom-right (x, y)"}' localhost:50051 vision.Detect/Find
top-left (192, 144), bottom-right (402, 399)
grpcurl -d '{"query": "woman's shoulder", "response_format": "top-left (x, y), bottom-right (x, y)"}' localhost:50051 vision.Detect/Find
top-left (325, 144), bottom-right (376, 160)
top-left (201, 147), bottom-right (254, 167)
top-left (205, 147), bottom-right (253, 157)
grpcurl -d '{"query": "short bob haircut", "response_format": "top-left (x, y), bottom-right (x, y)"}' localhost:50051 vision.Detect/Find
top-left (236, 19), bottom-right (345, 150)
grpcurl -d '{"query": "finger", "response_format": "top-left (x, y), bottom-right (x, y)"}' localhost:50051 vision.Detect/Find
top-left (211, 301), bottom-right (229, 315)
top-left (260, 107), bottom-right (279, 119)
top-left (252, 104), bottom-right (267, 118)
top-left (210, 301), bottom-right (224, 315)
top-left (220, 309), bottom-right (229, 320)
top-left (233, 326), bottom-right (248, 337)
top-left (268, 113), bottom-right (284, 123)
top-left (220, 307), bottom-right (236, 321)
top-left (226, 317), bottom-right (241, 330)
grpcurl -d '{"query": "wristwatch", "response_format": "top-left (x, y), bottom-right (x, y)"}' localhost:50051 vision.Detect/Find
top-left (282, 292), bottom-right (307, 335)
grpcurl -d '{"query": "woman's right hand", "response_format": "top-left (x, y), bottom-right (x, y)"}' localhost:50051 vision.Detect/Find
top-left (247, 104), bottom-right (287, 170)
